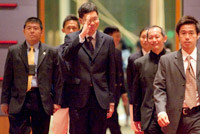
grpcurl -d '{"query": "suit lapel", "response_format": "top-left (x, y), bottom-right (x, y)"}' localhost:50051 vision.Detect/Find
top-left (93, 31), bottom-right (104, 61)
top-left (82, 37), bottom-right (93, 59)
top-left (19, 42), bottom-right (28, 69)
top-left (37, 43), bottom-right (47, 69)
top-left (81, 31), bottom-right (104, 61)
top-left (174, 49), bottom-right (185, 79)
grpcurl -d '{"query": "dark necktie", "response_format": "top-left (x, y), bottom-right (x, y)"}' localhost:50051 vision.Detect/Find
top-left (87, 36), bottom-right (94, 55)
top-left (185, 56), bottom-right (197, 109)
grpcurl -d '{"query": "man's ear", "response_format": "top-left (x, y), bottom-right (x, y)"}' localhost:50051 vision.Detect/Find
top-left (62, 28), bottom-right (65, 33)
top-left (79, 18), bottom-right (83, 25)
top-left (164, 35), bottom-right (168, 43)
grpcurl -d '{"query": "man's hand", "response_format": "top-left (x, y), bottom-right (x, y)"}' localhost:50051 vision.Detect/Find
top-left (53, 104), bottom-right (61, 113)
top-left (1, 104), bottom-right (8, 115)
top-left (80, 15), bottom-right (91, 39)
top-left (157, 112), bottom-right (170, 127)
top-left (107, 103), bottom-right (115, 118)
top-left (134, 121), bottom-right (142, 132)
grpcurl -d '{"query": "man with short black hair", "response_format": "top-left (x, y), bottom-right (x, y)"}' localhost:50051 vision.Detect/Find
top-left (132, 25), bottom-right (168, 134)
top-left (103, 26), bottom-right (128, 134)
top-left (62, 14), bottom-right (80, 35)
top-left (61, 2), bottom-right (116, 134)
top-left (154, 15), bottom-right (200, 134)
top-left (1, 17), bottom-right (62, 134)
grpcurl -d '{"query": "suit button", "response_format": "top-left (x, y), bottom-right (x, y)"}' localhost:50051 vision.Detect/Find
top-left (115, 84), bottom-right (117, 87)
top-left (90, 62), bottom-right (94, 66)
top-left (119, 83), bottom-right (122, 86)
top-left (89, 83), bottom-right (93, 87)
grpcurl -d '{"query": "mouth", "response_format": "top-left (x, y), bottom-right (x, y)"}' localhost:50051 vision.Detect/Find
top-left (30, 35), bottom-right (35, 38)
top-left (184, 42), bottom-right (191, 44)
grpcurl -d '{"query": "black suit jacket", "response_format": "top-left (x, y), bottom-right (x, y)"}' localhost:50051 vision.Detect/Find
top-left (1, 42), bottom-right (62, 115)
top-left (127, 50), bottom-right (143, 104)
top-left (114, 49), bottom-right (126, 105)
top-left (62, 30), bottom-right (116, 109)
top-left (132, 50), bottom-right (167, 131)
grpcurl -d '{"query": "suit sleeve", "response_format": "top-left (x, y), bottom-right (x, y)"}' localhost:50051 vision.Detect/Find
top-left (1, 48), bottom-right (13, 104)
top-left (62, 34), bottom-right (83, 62)
top-left (52, 49), bottom-right (63, 105)
top-left (108, 39), bottom-right (116, 103)
top-left (127, 56), bottom-right (134, 104)
top-left (119, 52), bottom-right (126, 95)
top-left (153, 56), bottom-right (167, 114)
top-left (132, 61), bottom-right (142, 121)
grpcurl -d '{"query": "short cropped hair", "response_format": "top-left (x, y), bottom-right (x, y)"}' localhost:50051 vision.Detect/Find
top-left (176, 15), bottom-right (200, 35)
top-left (24, 17), bottom-right (43, 30)
top-left (78, 2), bottom-right (98, 18)
top-left (62, 14), bottom-right (80, 29)
top-left (147, 25), bottom-right (166, 38)
top-left (139, 27), bottom-right (149, 37)
top-left (103, 26), bottom-right (120, 35)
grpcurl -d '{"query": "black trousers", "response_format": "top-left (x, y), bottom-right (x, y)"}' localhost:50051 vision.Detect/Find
top-left (177, 110), bottom-right (200, 134)
top-left (8, 89), bottom-right (50, 134)
top-left (103, 105), bottom-right (121, 134)
top-left (69, 87), bottom-right (107, 134)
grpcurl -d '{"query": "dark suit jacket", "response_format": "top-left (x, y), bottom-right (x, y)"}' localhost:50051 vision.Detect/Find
top-left (115, 49), bottom-right (126, 105)
top-left (57, 44), bottom-right (71, 108)
top-left (62, 30), bottom-right (116, 110)
top-left (127, 50), bottom-right (143, 104)
top-left (132, 49), bottom-right (167, 131)
top-left (1, 42), bottom-right (62, 115)
top-left (153, 48), bottom-right (200, 134)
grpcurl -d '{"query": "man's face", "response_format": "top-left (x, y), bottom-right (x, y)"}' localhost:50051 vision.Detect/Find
top-left (62, 20), bottom-right (79, 35)
top-left (111, 31), bottom-right (121, 47)
top-left (148, 27), bottom-right (167, 53)
top-left (179, 24), bottom-right (198, 54)
top-left (79, 11), bottom-right (99, 35)
top-left (140, 30), bottom-right (150, 52)
top-left (23, 22), bottom-right (43, 45)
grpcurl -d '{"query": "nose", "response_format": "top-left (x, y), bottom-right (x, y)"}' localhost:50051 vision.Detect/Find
top-left (185, 33), bottom-right (190, 39)
top-left (30, 28), bottom-right (34, 32)
top-left (153, 37), bottom-right (156, 42)
top-left (69, 28), bottom-right (73, 33)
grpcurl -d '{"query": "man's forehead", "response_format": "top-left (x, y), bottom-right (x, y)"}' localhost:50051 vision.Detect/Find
top-left (180, 24), bottom-right (196, 30)
top-left (26, 22), bottom-right (40, 27)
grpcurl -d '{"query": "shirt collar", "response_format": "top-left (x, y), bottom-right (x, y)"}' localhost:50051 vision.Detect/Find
top-left (86, 31), bottom-right (97, 40)
top-left (142, 48), bottom-right (150, 56)
top-left (182, 47), bottom-right (197, 62)
top-left (26, 41), bottom-right (39, 50)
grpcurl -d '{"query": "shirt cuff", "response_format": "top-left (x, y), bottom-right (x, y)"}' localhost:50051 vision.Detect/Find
top-left (79, 34), bottom-right (85, 43)
top-left (158, 111), bottom-right (167, 118)
top-left (110, 103), bottom-right (115, 106)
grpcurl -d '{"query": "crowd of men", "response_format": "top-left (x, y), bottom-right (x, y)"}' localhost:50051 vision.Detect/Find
top-left (1, 1), bottom-right (200, 134)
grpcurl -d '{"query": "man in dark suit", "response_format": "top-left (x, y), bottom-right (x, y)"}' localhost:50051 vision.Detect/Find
top-left (131, 25), bottom-right (168, 134)
top-left (52, 14), bottom-right (80, 134)
top-left (127, 27), bottom-right (150, 134)
top-left (154, 16), bottom-right (200, 134)
top-left (103, 26), bottom-right (128, 134)
top-left (0, 17), bottom-right (62, 134)
top-left (61, 2), bottom-right (116, 134)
